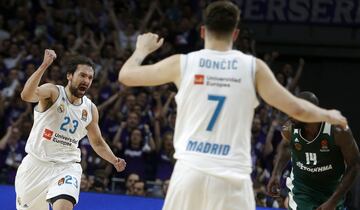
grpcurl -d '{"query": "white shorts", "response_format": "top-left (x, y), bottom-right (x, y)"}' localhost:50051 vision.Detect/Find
top-left (15, 154), bottom-right (82, 210)
top-left (163, 160), bottom-right (255, 210)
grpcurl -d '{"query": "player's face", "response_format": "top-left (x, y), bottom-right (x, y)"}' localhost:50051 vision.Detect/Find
top-left (291, 118), bottom-right (306, 129)
top-left (68, 65), bottom-right (94, 98)
top-left (130, 129), bottom-right (142, 146)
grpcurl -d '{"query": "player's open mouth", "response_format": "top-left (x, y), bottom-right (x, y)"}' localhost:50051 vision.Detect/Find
top-left (79, 86), bottom-right (87, 91)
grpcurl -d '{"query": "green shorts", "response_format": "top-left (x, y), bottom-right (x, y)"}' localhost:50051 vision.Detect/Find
top-left (287, 178), bottom-right (344, 210)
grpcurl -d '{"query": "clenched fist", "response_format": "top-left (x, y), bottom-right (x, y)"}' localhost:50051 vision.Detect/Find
top-left (113, 157), bottom-right (126, 172)
top-left (42, 49), bottom-right (57, 68)
top-left (135, 33), bottom-right (164, 55)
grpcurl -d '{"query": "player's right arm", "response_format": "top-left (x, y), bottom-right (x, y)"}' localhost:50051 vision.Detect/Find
top-left (255, 58), bottom-right (347, 128)
top-left (21, 49), bottom-right (59, 108)
top-left (266, 121), bottom-right (292, 197)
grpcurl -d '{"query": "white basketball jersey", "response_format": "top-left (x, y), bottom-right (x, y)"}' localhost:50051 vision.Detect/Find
top-left (25, 85), bottom-right (93, 163)
top-left (174, 49), bottom-right (259, 181)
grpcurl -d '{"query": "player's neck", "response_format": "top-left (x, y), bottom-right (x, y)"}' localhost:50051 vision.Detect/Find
top-left (303, 123), bottom-right (322, 138)
top-left (65, 85), bottom-right (82, 105)
top-left (204, 37), bottom-right (233, 51)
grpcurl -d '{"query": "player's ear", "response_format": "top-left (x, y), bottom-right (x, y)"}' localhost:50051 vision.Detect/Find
top-left (66, 72), bottom-right (72, 81)
top-left (200, 26), bottom-right (205, 40)
top-left (232, 29), bottom-right (240, 41)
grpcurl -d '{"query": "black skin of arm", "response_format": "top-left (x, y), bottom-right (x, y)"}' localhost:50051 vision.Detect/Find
top-left (266, 121), bottom-right (292, 197)
top-left (316, 126), bottom-right (360, 210)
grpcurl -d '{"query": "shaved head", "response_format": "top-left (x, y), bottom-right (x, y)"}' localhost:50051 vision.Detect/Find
top-left (298, 91), bottom-right (319, 106)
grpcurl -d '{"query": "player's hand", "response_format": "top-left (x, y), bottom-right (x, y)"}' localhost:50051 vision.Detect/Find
top-left (113, 157), bottom-right (126, 172)
top-left (135, 33), bottom-right (164, 55)
top-left (327, 109), bottom-right (348, 130)
top-left (316, 199), bottom-right (337, 210)
top-left (42, 49), bottom-right (57, 68)
top-left (266, 175), bottom-right (281, 197)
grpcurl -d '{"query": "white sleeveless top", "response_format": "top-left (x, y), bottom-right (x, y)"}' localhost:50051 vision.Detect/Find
top-left (25, 85), bottom-right (93, 163)
top-left (174, 49), bottom-right (259, 182)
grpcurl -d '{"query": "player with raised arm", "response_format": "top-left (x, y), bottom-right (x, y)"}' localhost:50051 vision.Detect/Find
top-left (118, 1), bottom-right (347, 209)
top-left (16, 49), bottom-right (126, 210)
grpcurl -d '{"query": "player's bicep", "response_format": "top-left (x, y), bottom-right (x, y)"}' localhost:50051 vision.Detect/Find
top-left (255, 59), bottom-right (302, 117)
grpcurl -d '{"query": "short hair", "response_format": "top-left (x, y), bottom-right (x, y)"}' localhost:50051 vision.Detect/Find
top-left (204, 1), bottom-right (241, 36)
top-left (65, 55), bottom-right (95, 75)
top-left (298, 91), bottom-right (319, 106)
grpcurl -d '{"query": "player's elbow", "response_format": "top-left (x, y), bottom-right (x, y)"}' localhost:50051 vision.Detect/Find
top-left (20, 87), bottom-right (39, 103)
top-left (20, 91), bottom-right (28, 101)
top-left (20, 88), bottom-right (37, 102)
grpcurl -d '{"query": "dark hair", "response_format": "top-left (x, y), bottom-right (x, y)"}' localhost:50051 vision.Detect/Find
top-left (65, 55), bottom-right (95, 75)
top-left (298, 91), bottom-right (319, 106)
top-left (204, 1), bottom-right (240, 36)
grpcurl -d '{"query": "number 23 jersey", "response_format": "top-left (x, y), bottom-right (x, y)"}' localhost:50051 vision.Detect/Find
top-left (25, 85), bottom-right (93, 163)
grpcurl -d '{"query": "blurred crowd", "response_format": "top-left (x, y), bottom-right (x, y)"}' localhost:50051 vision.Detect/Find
top-left (0, 0), bottom-right (306, 208)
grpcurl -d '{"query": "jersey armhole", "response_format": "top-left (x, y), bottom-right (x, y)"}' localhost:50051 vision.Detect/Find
top-left (180, 54), bottom-right (188, 79)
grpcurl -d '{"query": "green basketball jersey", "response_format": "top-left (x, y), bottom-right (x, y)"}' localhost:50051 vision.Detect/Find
top-left (289, 122), bottom-right (345, 194)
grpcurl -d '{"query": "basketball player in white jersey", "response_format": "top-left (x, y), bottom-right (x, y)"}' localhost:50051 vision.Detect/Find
top-left (16, 50), bottom-right (126, 210)
top-left (118, 1), bottom-right (347, 209)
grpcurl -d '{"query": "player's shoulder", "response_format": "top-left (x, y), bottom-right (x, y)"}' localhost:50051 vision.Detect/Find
top-left (280, 120), bottom-right (292, 140)
top-left (282, 120), bottom-right (293, 132)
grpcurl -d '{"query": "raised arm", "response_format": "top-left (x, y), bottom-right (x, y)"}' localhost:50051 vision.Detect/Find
top-left (87, 103), bottom-right (126, 172)
top-left (287, 58), bottom-right (304, 92)
top-left (255, 58), bottom-right (347, 128)
top-left (20, 49), bottom-right (58, 104)
top-left (118, 33), bottom-right (181, 87)
top-left (317, 127), bottom-right (360, 210)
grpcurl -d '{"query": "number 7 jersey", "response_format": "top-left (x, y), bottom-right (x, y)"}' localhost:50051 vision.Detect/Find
top-left (174, 49), bottom-right (259, 181)
top-left (25, 85), bottom-right (93, 163)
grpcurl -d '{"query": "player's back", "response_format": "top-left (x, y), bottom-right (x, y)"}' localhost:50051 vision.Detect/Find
top-left (174, 49), bottom-right (258, 182)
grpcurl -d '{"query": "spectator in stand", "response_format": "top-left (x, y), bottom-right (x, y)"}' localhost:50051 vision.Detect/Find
top-left (133, 180), bottom-right (146, 196)
top-left (124, 173), bottom-right (140, 195)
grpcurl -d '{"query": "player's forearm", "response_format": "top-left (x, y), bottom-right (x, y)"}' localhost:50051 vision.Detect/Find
top-left (329, 163), bottom-right (360, 203)
top-left (21, 64), bottom-right (48, 102)
top-left (272, 142), bottom-right (291, 177)
top-left (291, 99), bottom-right (332, 123)
top-left (92, 139), bottom-right (118, 165)
top-left (118, 50), bottom-right (148, 85)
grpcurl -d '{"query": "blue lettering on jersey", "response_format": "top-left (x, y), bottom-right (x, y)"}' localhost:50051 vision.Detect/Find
top-left (60, 116), bottom-right (79, 134)
top-left (186, 140), bottom-right (230, 156)
top-left (199, 58), bottom-right (238, 70)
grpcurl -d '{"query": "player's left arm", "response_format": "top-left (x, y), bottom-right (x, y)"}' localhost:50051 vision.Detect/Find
top-left (118, 33), bottom-right (181, 87)
top-left (318, 126), bottom-right (360, 209)
top-left (87, 103), bottom-right (126, 172)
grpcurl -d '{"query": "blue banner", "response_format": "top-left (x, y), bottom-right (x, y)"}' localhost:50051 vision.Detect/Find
top-left (0, 185), bottom-right (284, 210)
top-left (236, 0), bottom-right (360, 25)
